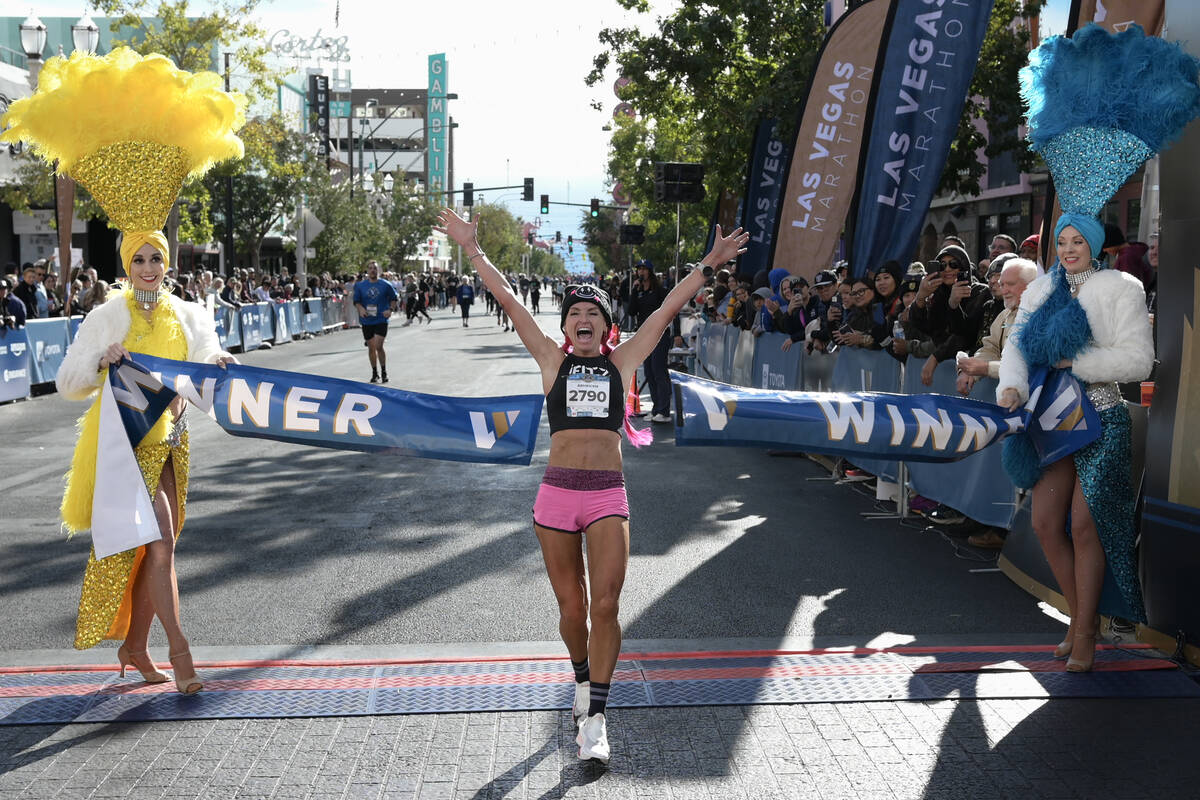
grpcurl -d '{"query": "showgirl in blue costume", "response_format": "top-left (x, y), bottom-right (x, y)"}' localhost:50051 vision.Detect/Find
top-left (998, 25), bottom-right (1200, 672)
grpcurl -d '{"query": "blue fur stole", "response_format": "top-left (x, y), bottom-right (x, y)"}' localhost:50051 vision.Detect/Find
top-left (1003, 266), bottom-right (1094, 488)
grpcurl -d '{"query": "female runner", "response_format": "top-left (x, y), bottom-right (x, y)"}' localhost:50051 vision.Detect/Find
top-left (436, 208), bottom-right (747, 761)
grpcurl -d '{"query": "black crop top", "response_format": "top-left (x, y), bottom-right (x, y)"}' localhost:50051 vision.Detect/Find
top-left (546, 353), bottom-right (625, 434)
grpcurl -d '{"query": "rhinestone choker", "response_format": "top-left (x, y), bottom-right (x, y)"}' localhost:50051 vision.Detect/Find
top-left (133, 287), bottom-right (163, 310)
top-left (1064, 265), bottom-right (1097, 289)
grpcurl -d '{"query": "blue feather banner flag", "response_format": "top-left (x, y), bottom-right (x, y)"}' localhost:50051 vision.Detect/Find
top-left (671, 368), bottom-right (1099, 464)
top-left (107, 355), bottom-right (544, 465)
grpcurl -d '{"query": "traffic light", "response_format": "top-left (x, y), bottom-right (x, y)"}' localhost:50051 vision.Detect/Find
top-left (590, 198), bottom-right (600, 217)
top-left (539, 194), bottom-right (549, 214)
top-left (567, 234), bottom-right (573, 254)
top-left (555, 231), bottom-right (562, 243)
top-left (527, 232), bottom-right (534, 245)
top-left (523, 178), bottom-right (534, 202)
top-left (462, 182), bottom-right (474, 207)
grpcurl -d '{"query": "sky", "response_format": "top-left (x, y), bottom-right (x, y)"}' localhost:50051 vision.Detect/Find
top-left (16, 0), bottom-right (1073, 257)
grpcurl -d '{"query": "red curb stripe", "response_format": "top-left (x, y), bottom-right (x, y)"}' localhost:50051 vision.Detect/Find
top-left (0, 643), bottom-right (1155, 676)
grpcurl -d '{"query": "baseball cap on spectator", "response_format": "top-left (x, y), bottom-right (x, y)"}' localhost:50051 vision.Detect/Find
top-left (813, 269), bottom-right (837, 287)
top-left (634, 259), bottom-right (654, 270)
top-left (751, 287), bottom-right (772, 300)
top-left (907, 261), bottom-right (926, 276)
top-left (988, 252), bottom-right (1018, 276)
top-left (900, 277), bottom-right (921, 296)
top-left (876, 259), bottom-right (904, 285)
top-left (1103, 223), bottom-right (1126, 250)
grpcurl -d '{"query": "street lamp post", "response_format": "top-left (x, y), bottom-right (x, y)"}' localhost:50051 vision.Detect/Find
top-left (355, 97), bottom-right (378, 198)
top-left (71, 12), bottom-right (100, 54)
top-left (19, 13), bottom-right (47, 90)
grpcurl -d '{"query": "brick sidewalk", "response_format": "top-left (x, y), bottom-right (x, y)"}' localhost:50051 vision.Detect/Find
top-left (2, 697), bottom-right (1197, 799)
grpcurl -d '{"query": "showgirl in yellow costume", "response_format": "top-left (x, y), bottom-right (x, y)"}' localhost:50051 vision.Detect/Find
top-left (2, 48), bottom-right (245, 693)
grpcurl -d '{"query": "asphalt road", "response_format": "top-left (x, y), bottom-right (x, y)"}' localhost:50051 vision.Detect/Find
top-left (0, 302), bottom-right (1063, 656)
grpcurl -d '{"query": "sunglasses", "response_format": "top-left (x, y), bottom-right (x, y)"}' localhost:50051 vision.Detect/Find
top-left (850, 288), bottom-right (869, 297)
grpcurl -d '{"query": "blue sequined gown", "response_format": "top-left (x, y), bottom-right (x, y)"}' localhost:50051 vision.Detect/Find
top-left (1010, 267), bottom-right (1146, 623)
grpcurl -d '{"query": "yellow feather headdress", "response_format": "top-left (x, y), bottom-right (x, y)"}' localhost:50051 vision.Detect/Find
top-left (0, 47), bottom-right (246, 234)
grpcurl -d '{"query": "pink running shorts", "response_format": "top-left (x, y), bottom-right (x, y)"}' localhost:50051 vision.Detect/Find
top-left (532, 467), bottom-right (629, 534)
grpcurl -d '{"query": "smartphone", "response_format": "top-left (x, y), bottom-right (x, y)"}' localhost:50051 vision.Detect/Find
top-left (838, 324), bottom-right (853, 335)
top-left (957, 269), bottom-right (970, 283)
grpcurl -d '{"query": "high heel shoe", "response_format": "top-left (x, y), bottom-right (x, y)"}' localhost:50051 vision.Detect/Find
top-left (1053, 637), bottom-right (1073, 659)
top-left (168, 649), bottom-right (204, 694)
top-left (117, 645), bottom-right (169, 684)
top-left (1066, 633), bottom-right (1098, 673)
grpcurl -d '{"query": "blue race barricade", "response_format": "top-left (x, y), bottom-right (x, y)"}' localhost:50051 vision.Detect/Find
top-left (286, 300), bottom-right (303, 338)
top-left (257, 302), bottom-right (275, 345)
top-left (222, 306), bottom-right (242, 351)
top-left (273, 303), bottom-right (291, 345)
top-left (25, 317), bottom-right (70, 384)
top-left (830, 347), bottom-right (902, 482)
top-left (699, 323), bottom-right (726, 382)
top-left (800, 347), bottom-right (837, 392)
top-left (304, 298), bottom-right (323, 335)
top-left (729, 328), bottom-right (756, 387)
top-left (0, 326), bottom-right (32, 402)
top-left (323, 295), bottom-right (346, 330)
top-left (751, 331), bottom-right (802, 391)
top-left (902, 361), bottom-right (1019, 529)
top-left (722, 325), bottom-right (741, 381)
top-left (239, 305), bottom-right (264, 351)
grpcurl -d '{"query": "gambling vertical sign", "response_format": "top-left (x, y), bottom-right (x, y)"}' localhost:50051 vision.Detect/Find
top-left (427, 53), bottom-right (449, 198)
top-left (307, 73), bottom-right (331, 168)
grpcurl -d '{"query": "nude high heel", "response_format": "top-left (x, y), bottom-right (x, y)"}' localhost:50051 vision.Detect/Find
top-left (1066, 633), bottom-right (1099, 673)
top-left (168, 649), bottom-right (204, 694)
top-left (1053, 638), bottom-right (1073, 659)
top-left (117, 645), bottom-right (169, 684)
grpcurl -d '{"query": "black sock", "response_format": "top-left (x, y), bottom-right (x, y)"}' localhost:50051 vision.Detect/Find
top-left (571, 657), bottom-right (590, 684)
top-left (587, 681), bottom-right (610, 717)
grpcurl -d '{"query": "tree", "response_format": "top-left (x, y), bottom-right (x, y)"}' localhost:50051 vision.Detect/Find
top-left (469, 203), bottom-right (526, 274)
top-left (529, 247), bottom-right (567, 277)
top-left (92, 0), bottom-right (280, 101)
top-left (305, 179), bottom-right (395, 277)
top-left (589, 0), bottom-right (1047, 236)
top-left (581, 208), bottom-right (623, 276)
top-left (940, 1), bottom-right (1048, 198)
top-left (203, 115), bottom-right (316, 271)
top-left (384, 189), bottom-right (442, 271)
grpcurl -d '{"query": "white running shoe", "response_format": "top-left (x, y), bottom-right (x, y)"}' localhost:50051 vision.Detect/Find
top-left (576, 713), bottom-right (610, 763)
top-left (649, 413), bottom-right (672, 423)
top-left (572, 681), bottom-right (590, 725)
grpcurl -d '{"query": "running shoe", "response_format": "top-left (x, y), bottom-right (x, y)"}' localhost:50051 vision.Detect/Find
top-left (926, 504), bottom-right (967, 525)
top-left (572, 681), bottom-right (589, 725)
top-left (576, 713), bottom-right (610, 763)
top-left (649, 413), bottom-right (672, 423)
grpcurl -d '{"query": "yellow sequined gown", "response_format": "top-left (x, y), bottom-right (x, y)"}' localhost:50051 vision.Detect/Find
top-left (67, 292), bottom-right (190, 649)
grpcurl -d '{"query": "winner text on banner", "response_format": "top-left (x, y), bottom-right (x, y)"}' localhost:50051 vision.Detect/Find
top-left (113, 355), bottom-right (544, 465)
top-left (671, 369), bottom-right (1098, 464)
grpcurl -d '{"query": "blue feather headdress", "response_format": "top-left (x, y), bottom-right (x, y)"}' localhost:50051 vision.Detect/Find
top-left (1020, 24), bottom-right (1200, 219)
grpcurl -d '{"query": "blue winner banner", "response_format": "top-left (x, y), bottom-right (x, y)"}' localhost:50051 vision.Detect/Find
top-left (849, 0), bottom-right (993, 276)
top-left (112, 355), bottom-right (543, 465)
top-left (672, 368), bottom-right (1099, 465)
